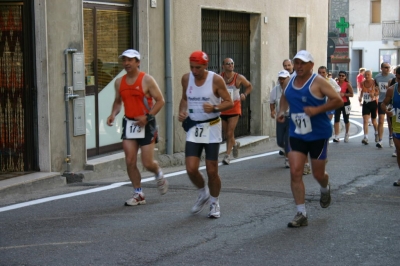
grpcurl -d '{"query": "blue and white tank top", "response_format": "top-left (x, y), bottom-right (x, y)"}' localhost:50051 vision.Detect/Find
top-left (285, 73), bottom-right (332, 141)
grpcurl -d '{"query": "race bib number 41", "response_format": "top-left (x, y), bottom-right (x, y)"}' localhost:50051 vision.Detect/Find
top-left (125, 118), bottom-right (145, 139)
top-left (291, 112), bottom-right (312, 135)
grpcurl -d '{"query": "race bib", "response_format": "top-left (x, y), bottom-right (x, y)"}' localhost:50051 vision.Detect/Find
top-left (345, 105), bottom-right (351, 115)
top-left (125, 118), bottom-right (145, 139)
top-left (291, 112), bottom-right (312, 135)
top-left (396, 109), bottom-right (400, 123)
top-left (379, 82), bottom-right (388, 93)
top-left (187, 122), bottom-right (210, 143)
top-left (363, 93), bottom-right (371, 103)
top-left (227, 88), bottom-right (234, 100)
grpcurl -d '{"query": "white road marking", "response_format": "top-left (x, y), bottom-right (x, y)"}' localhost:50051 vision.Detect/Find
top-left (0, 119), bottom-right (364, 213)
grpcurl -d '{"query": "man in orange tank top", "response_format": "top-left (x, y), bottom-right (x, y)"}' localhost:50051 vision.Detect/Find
top-left (107, 49), bottom-right (168, 206)
top-left (220, 58), bottom-right (252, 165)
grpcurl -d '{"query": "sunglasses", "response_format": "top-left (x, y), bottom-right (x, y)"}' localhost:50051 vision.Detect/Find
top-left (225, 62), bottom-right (234, 65)
top-left (338, 75), bottom-right (346, 77)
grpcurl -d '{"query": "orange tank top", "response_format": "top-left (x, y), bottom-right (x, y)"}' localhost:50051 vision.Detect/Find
top-left (120, 72), bottom-right (153, 118)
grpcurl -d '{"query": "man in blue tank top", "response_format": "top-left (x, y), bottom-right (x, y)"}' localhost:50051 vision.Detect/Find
top-left (277, 50), bottom-right (343, 228)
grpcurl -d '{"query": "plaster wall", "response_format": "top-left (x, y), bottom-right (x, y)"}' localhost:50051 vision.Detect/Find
top-left (36, 0), bottom-right (85, 173)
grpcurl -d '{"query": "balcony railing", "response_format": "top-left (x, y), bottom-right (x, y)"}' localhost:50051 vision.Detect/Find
top-left (382, 20), bottom-right (400, 40)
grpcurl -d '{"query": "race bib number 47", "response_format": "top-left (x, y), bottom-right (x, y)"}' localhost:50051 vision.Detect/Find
top-left (291, 112), bottom-right (312, 135)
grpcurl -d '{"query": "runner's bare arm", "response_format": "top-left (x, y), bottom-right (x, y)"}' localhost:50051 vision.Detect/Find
top-left (178, 73), bottom-right (189, 122)
top-left (144, 74), bottom-right (165, 116)
top-left (238, 74), bottom-right (253, 101)
top-left (203, 74), bottom-right (233, 113)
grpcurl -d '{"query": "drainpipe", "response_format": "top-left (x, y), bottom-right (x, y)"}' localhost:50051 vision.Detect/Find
top-left (164, 0), bottom-right (173, 154)
top-left (63, 48), bottom-right (77, 173)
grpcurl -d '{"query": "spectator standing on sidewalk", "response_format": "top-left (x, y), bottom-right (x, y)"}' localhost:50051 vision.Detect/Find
top-left (178, 51), bottom-right (233, 218)
top-left (375, 62), bottom-right (395, 148)
top-left (220, 58), bottom-right (253, 165)
top-left (107, 49), bottom-right (168, 206)
top-left (278, 50), bottom-right (343, 227)
top-left (270, 70), bottom-right (291, 168)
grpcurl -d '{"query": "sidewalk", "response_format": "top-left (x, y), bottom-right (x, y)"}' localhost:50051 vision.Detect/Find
top-left (0, 135), bottom-right (270, 198)
top-left (1, 97), bottom-right (360, 198)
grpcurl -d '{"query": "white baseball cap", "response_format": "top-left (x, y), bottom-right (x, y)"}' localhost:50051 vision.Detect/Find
top-left (293, 50), bottom-right (314, 63)
top-left (119, 49), bottom-right (141, 60)
top-left (278, 70), bottom-right (290, 78)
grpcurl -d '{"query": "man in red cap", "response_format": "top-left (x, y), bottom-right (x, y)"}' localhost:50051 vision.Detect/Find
top-left (178, 50), bottom-right (233, 218)
top-left (107, 49), bottom-right (168, 206)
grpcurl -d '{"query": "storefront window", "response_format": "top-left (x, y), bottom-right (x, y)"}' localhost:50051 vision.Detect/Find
top-left (83, 4), bottom-right (133, 156)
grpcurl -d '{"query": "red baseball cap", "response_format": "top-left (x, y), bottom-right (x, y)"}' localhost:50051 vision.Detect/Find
top-left (189, 51), bottom-right (209, 65)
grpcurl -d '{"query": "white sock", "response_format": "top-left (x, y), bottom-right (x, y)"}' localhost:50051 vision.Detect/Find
top-left (156, 169), bottom-right (163, 179)
top-left (364, 135), bottom-right (368, 139)
top-left (210, 196), bottom-right (218, 204)
top-left (296, 204), bottom-right (306, 216)
top-left (320, 186), bottom-right (329, 194)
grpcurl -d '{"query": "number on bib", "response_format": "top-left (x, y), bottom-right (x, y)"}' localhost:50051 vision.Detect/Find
top-left (363, 93), bottom-right (371, 103)
top-left (345, 105), bottom-right (351, 115)
top-left (187, 122), bottom-right (210, 143)
top-left (125, 118), bottom-right (145, 139)
top-left (291, 112), bottom-right (312, 135)
top-left (227, 88), bottom-right (234, 100)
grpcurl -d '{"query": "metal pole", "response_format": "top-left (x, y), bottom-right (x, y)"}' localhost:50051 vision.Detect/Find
top-left (64, 48), bottom-right (77, 173)
top-left (164, 0), bottom-right (173, 154)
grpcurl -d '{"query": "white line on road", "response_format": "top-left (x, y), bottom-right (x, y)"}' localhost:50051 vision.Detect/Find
top-left (0, 119), bottom-right (364, 213)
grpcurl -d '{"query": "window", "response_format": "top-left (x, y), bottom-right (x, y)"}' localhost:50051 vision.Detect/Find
top-left (83, 3), bottom-right (135, 156)
top-left (371, 0), bottom-right (381, 24)
top-left (379, 49), bottom-right (399, 69)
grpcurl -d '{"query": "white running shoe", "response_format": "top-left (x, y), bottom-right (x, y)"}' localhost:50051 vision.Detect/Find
top-left (375, 134), bottom-right (379, 143)
top-left (208, 202), bottom-right (220, 218)
top-left (191, 192), bottom-right (210, 214)
top-left (393, 151), bottom-right (397, 157)
top-left (125, 192), bottom-right (146, 206)
top-left (389, 138), bottom-right (394, 147)
top-left (284, 158), bottom-right (290, 168)
top-left (232, 141), bottom-right (240, 158)
top-left (156, 171), bottom-right (168, 195)
top-left (344, 134), bottom-right (349, 143)
top-left (362, 138), bottom-right (369, 145)
top-left (222, 155), bottom-right (230, 165)
top-left (303, 163), bottom-right (311, 175)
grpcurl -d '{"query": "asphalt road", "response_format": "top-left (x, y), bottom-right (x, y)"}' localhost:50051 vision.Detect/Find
top-left (1, 100), bottom-right (400, 266)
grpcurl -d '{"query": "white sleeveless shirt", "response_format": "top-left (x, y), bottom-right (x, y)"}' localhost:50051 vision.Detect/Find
top-left (186, 71), bottom-right (222, 143)
top-left (187, 71), bottom-right (221, 121)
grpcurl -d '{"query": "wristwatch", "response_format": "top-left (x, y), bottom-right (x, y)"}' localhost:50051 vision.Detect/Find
top-left (213, 105), bottom-right (220, 113)
top-left (146, 113), bottom-right (155, 122)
